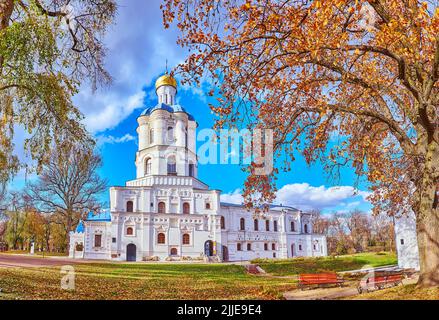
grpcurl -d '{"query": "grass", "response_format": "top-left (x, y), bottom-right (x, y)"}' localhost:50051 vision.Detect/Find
top-left (1, 250), bottom-right (67, 257)
top-left (251, 252), bottom-right (397, 276)
top-left (0, 263), bottom-right (295, 300)
top-left (0, 251), bottom-right (398, 300)
top-left (349, 284), bottom-right (439, 300)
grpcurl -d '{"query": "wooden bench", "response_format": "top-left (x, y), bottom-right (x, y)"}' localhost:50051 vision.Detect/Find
top-left (298, 273), bottom-right (345, 290)
top-left (357, 273), bottom-right (403, 293)
top-left (245, 264), bottom-right (261, 274)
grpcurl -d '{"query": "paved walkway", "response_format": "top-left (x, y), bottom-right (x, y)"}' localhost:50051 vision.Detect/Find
top-left (0, 253), bottom-right (89, 268)
top-left (284, 285), bottom-right (359, 300)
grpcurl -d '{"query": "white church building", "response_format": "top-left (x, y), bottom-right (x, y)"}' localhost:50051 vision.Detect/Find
top-left (69, 73), bottom-right (328, 262)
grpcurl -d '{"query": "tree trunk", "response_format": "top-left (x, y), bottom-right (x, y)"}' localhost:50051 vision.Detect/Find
top-left (415, 139), bottom-right (439, 287)
top-left (65, 211), bottom-right (72, 253)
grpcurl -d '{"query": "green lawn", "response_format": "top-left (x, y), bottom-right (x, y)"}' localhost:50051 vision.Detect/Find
top-left (251, 252), bottom-right (397, 276)
top-left (1, 250), bottom-right (68, 257)
top-left (0, 252), bottom-right (397, 300)
top-left (0, 263), bottom-right (295, 300)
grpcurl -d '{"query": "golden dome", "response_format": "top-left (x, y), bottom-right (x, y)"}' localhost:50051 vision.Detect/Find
top-left (155, 74), bottom-right (177, 91)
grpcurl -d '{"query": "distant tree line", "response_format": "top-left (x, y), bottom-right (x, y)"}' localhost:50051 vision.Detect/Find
top-left (311, 210), bottom-right (396, 255)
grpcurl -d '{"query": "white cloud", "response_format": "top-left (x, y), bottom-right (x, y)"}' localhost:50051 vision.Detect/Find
top-left (220, 188), bottom-right (244, 204)
top-left (81, 90), bottom-right (146, 133)
top-left (220, 183), bottom-right (371, 211)
top-left (96, 133), bottom-right (136, 145)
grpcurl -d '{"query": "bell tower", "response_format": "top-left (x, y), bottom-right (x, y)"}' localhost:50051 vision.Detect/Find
top-left (134, 73), bottom-right (198, 180)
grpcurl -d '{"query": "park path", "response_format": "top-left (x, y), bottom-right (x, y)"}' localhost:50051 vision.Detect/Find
top-left (0, 253), bottom-right (93, 268)
top-left (284, 285), bottom-right (359, 300)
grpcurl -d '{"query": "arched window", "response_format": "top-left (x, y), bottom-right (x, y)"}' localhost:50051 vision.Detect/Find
top-left (126, 201), bottom-right (133, 212)
top-left (167, 126), bottom-right (174, 141)
top-left (189, 163), bottom-right (195, 177)
top-left (167, 155), bottom-right (177, 175)
top-left (304, 224), bottom-right (309, 234)
top-left (182, 233), bottom-right (190, 245)
top-left (265, 220), bottom-right (270, 231)
top-left (264, 243), bottom-right (268, 251)
top-left (272, 243), bottom-right (276, 250)
top-left (183, 202), bottom-right (190, 214)
top-left (126, 227), bottom-right (133, 235)
top-left (220, 216), bottom-right (225, 229)
top-left (254, 219), bottom-right (259, 231)
top-left (158, 202), bottom-right (166, 214)
top-left (170, 247), bottom-right (177, 255)
top-left (149, 128), bottom-right (154, 144)
top-left (145, 158), bottom-right (152, 175)
top-left (273, 220), bottom-right (278, 232)
top-left (157, 233), bottom-right (165, 244)
top-left (237, 243), bottom-right (242, 251)
top-left (205, 202), bottom-right (211, 209)
top-left (247, 243), bottom-right (252, 251)
top-left (240, 218), bottom-right (245, 231)
top-left (291, 221), bottom-right (295, 232)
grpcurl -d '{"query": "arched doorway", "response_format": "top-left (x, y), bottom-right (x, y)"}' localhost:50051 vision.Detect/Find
top-left (204, 240), bottom-right (214, 256)
top-left (222, 245), bottom-right (229, 262)
top-left (126, 243), bottom-right (136, 261)
top-left (291, 244), bottom-right (295, 257)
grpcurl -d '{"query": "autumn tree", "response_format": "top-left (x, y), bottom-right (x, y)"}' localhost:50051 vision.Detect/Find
top-left (163, 0), bottom-right (438, 286)
top-left (0, 0), bottom-right (116, 187)
top-left (4, 192), bottom-right (30, 249)
top-left (371, 212), bottom-right (396, 251)
top-left (344, 210), bottom-right (372, 251)
top-left (26, 142), bottom-right (107, 251)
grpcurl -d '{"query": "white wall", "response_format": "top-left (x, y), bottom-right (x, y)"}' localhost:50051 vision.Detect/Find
top-left (395, 212), bottom-right (420, 270)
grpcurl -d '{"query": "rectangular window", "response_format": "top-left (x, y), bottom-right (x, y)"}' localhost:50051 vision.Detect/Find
top-left (299, 244), bottom-right (302, 251)
top-left (94, 234), bottom-right (102, 248)
top-left (273, 220), bottom-right (278, 232)
top-left (400, 239), bottom-right (404, 245)
top-left (112, 237), bottom-right (116, 243)
top-left (167, 163), bottom-right (177, 175)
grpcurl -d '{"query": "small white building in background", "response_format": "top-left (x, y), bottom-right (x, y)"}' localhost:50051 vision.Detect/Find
top-left (394, 212), bottom-right (420, 270)
top-left (69, 73), bottom-right (327, 262)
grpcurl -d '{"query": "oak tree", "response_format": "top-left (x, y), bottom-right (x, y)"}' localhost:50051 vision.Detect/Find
top-left (0, 0), bottom-right (116, 186)
top-left (26, 142), bottom-right (107, 250)
top-left (163, 0), bottom-right (439, 286)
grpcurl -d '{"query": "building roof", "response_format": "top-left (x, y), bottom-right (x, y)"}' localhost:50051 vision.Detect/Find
top-left (86, 211), bottom-right (111, 222)
top-left (75, 220), bottom-right (85, 233)
top-left (220, 202), bottom-right (300, 212)
top-left (155, 73), bottom-right (177, 90)
top-left (140, 103), bottom-right (195, 121)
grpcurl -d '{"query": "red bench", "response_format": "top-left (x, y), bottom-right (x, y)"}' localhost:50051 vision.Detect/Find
top-left (357, 273), bottom-right (403, 293)
top-left (245, 264), bottom-right (261, 274)
top-left (298, 273), bottom-right (345, 289)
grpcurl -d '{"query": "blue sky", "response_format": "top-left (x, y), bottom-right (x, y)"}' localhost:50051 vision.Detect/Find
top-left (11, 0), bottom-right (372, 214)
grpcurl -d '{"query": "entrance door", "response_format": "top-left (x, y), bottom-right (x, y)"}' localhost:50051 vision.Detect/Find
top-left (126, 243), bottom-right (136, 261)
top-left (291, 244), bottom-right (295, 257)
top-left (204, 240), bottom-right (213, 256)
top-left (222, 245), bottom-right (229, 262)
